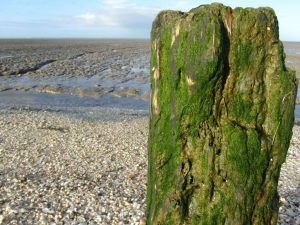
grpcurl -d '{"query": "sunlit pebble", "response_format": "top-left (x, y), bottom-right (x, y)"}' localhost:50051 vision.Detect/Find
top-left (0, 107), bottom-right (298, 223)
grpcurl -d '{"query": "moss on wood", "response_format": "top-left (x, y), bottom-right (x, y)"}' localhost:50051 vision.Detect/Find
top-left (148, 3), bottom-right (297, 225)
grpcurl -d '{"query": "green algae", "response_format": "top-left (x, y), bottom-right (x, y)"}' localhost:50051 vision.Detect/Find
top-left (148, 3), bottom-right (297, 225)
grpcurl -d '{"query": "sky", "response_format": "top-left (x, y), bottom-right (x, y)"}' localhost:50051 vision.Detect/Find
top-left (0, 0), bottom-right (299, 41)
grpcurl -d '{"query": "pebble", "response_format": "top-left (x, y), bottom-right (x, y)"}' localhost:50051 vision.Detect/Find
top-left (0, 107), bottom-right (299, 224)
top-left (0, 107), bottom-right (148, 224)
top-left (278, 126), bottom-right (300, 224)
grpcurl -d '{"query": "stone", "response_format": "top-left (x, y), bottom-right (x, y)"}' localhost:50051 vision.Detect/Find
top-left (147, 3), bottom-right (297, 225)
top-left (42, 207), bottom-right (55, 214)
top-left (139, 219), bottom-right (146, 225)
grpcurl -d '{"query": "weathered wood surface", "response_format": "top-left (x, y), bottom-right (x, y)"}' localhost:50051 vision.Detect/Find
top-left (147, 3), bottom-right (297, 224)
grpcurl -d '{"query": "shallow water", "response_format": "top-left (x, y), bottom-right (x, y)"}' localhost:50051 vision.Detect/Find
top-left (296, 105), bottom-right (300, 121)
top-left (0, 55), bottom-right (12, 59)
top-left (0, 39), bottom-right (299, 121)
top-left (284, 42), bottom-right (300, 79)
top-left (0, 39), bottom-right (150, 100)
top-left (0, 90), bottom-right (148, 110)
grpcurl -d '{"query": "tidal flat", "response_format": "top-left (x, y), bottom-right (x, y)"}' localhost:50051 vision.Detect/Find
top-left (0, 39), bottom-right (299, 120)
top-left (0, 39), bottom-right (150, 107)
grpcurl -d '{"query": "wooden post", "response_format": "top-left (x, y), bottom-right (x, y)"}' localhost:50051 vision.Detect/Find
top-left (147, 3), bottom-right (297, 224)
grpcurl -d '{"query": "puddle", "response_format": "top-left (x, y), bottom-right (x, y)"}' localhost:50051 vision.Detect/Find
top-left (131, 67), bottom-right (148, 73)
top-left (285, 48), bottom-right (300, 55)
top-left (293, 86), bottom-right (300, 122)
top-left (0, 74), bottom-right (110, 89)
top-left (0, 55), bottom-right (12, 59)
top-left (0, 90), bottom-right (148, 110)
top-left (286, 61), bottom-right (294, 64)
top-left (0, 69), bottom-right (150, 100)
top-left (120, 79), bottom-right (149, 91)
top-left (296, 105), bottom-right (300, 122)
top-left (39, 60), bottom-right (55, 70)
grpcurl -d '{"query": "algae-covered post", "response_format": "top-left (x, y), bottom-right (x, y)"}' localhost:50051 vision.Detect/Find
top-left (147, 3), bottom-right (297, 225)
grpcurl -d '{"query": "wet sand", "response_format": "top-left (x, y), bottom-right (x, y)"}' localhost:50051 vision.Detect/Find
top-left (0, 39), bottom-right (150, 102)
top-left (1, 39), bottom-right (299, 122)
top-left (284, 42), bottom-right (300, 79)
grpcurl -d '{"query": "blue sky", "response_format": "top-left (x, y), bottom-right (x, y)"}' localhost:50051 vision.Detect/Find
top-left (0, 0), bottom-right (299, 41)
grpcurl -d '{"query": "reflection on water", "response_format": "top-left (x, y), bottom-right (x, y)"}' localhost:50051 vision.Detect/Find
top-left (295, 105), bottom-right (300, 122)
top-left (0, 54), bottom-right (12, 59)
top-left (0, 74), bottom-right (107, 88)
top-left (0, 72), bottom-right (149, 89)
top-left (296, 87), bottom-right (300, 122)
top-left (0, 70), bottom-right (150, 99)
top-left (131, 67), bottom-right (148, 73)
top-left (0, 91), bottom-right (148, 110)
top-left (284, 48), bottom-right (300, 55)
top-left (284, 42), bottom-right (300, 79)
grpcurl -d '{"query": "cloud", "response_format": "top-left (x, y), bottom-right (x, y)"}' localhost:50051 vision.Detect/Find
top-left (76, 0), bottom-right (157, 28)
top-left (77, 12), bottom-right (119, 26)
top-left (78, 13), bottom-right (96, 24)
top-left (78, 0), bottom-right (198, 27)
top-left (59, 0), bottom-right (200, 37)
top-left (100, 0), bottom-right (130, 8)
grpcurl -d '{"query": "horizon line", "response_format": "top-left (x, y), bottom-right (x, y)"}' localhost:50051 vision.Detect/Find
top-left (0, 37), bottom-right (299, 43)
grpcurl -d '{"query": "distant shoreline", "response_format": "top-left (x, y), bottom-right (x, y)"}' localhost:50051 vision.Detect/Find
top-left (0, 38), bottom-right (151, 41)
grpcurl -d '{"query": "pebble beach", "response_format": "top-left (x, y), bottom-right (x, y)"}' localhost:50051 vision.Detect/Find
top-left (0, 107), bottom-right (299, 225)
top-left (0, 107), bottom-right (148, 225)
